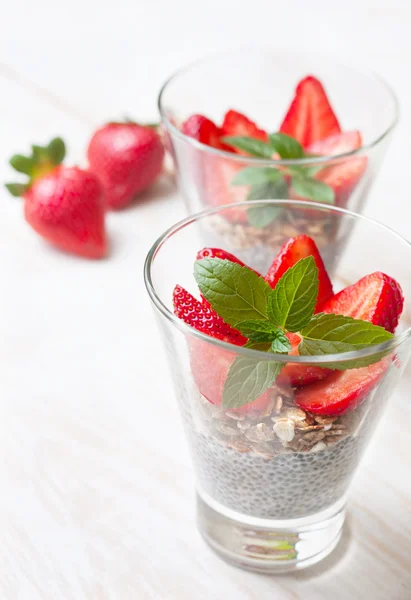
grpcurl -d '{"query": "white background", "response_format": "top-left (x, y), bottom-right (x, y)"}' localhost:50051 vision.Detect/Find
top-left (1, 1), bottom-right (411, 598)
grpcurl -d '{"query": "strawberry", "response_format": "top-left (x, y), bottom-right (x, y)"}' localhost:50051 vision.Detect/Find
top-left (196, 248), bottom-right (261, 276)
top-left (295, 359), bottom-right (387, 415)
top-left (181, 114), bottom-right (232, 151)
top-left (321, 272), bottom-right (404, 333)
top-left (315, 157), bottom-right (367, 208)
top-left (265, 235), bottom-right (333, 310)
top-left (6, 138), bottom-right (106, 258)
top-left (221, 110), bottom-right (268, 155)
top-left (280, 76), bottom-right (341, 147)
top-left (201, 157), bottom-right (250, 223)
top-left (277, 333), bottom-right (332, 387)
top-left (87, 121), bottom-right (164, 210)
top-left (307, 131), bottom-right (362, 156)
top-left (173, 285), bottom-right (270, 413)
top-left (173, 285), bottom-right (246, 345)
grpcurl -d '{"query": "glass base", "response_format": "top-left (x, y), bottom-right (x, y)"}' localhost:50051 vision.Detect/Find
top-left (197, 489), bottom-right (346, 573)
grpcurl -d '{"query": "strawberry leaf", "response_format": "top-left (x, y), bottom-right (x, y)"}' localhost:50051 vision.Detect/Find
top-left (269, 132), bottom-right (304, 159)
top-left (5, 182), bottom-right (28, 197)
top-left (221, 136), bottom-right (274, 158)
top-left (9, 155), bottom-right (33, 175)
top-left (194, 258), bottom-right (272, 326)
top-left (47, 137), bottom-right (66, 165)
top-left (267, 256), bottom-right (319, 332)
top-left (292, 177), bottom-right (335, 204)
top-left (222, 356), bottom-right (283, 409)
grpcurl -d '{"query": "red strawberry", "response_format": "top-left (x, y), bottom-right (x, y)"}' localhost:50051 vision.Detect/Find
top-left (6, 138), bottom-right (106, 258)
top-left (295, 359), bottom-right (387, 415)
top-left (321, 272), bottom-right (404, 333)
top-left (201, 157), bottom-right (250, 223)
top-left (280, 76), bottom-right (341, 147)
top-left (181, 114), bottom-right (232, 151)
top-left (173, 285), bottom-right (270, 413)
top-left (221, 110), bottom-right (268, 155)
top-left (315, 157), bottom-right (367, 208)
top-left (265, 235), bottom-right (333, 310)
top-left (196, 248), bottom-right (261, 276)
top-left (307, 131), bottom-right (362, 156)
top-left (173, 285), bottom-right (246, 345)
top-left (277, 333), bottom-right (332, 387)
top-left (87, 122), bottom-right (164, 210)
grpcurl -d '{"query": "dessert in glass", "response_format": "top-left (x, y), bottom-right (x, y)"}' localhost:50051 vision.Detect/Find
top-left (159, 50), bottom-right (398, 254)
top-left (144, 200), bottom-right (411, 573)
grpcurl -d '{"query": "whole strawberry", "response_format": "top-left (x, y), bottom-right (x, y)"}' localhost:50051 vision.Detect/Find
top-left (87, 121), bottom-right (164, 209)
top-left (6, 138), bottom-right (107, 258)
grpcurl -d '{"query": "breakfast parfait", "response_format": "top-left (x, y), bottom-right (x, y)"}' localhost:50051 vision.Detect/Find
top-left (172, 235), bottom-right (404, 520)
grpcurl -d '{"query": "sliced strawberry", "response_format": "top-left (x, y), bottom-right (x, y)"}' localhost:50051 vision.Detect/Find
top-left (201, 157), bottom-right (249, 223)
top-left (173, 285), bottom-right (271, 413)
top-left (277, 333), bottom-right (332, 387)
top-left (265, 235), bottom-right (333, 310)
top-left (221, 110), bottom-right (268, 155)
top-left (315, 156), bottom-right (367, 208)
top-left (196, 248), bottom-right (261, 276)
top-left (280, 76), bottom-right (341, 147)
top-left (307, 131), bottom-right (362, 156)
top-left (322, 272), bottom-right (404, 333)
top-left (173, 285), bottom-right (246, 345)
top-left (181, 114), bottom-right (232, 151)
top-left (295, 360), bottom-right (387, 415)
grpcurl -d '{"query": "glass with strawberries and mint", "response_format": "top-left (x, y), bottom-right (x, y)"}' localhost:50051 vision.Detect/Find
top-left (144, 200), bottom-right (411, 573)
top-left (159, 50), bottom-right (397, 263)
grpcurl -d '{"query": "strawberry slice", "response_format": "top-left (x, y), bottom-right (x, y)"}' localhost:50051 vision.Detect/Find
top-left (265, 235), bottom-right (333, 310)
top-left (321, 272), bottom-right (404, 333)
top-left (221, 110), bottom-right (268, 155)
top-left (307, 131), bottom-right (362, 156)
top-left (173, 285), bottom-right (246, 345)
top-left (173, 285), bottom-right (270, 413)
top-left (277, 333), bottom-right (332, 387)
top-left (315, 156), bottom-right (367, 208)
top-left (295, 360), bottom-right (387, 415)
top-left (280, 76), bottom-right (341, 147)
top-left (201, 157), bottom-right (250, 223)
top-left (181, 114), bottom-right (232, 151)
top-left (196, 247), bottom-right (261, 276)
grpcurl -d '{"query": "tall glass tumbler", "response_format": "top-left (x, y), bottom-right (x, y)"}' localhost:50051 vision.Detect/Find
top-left (144, 201), bottom-right (411, 573)
top-left (159, 50), bottom-right (398, 240)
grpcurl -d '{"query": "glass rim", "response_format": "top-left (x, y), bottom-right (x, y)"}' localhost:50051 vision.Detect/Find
top-left (144, 200), bottom-right (411, 365)
top-left (158, 49), bottom-right (399, 166)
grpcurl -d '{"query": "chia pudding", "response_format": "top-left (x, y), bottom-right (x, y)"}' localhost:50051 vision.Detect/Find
top-left (179, 374), bottom-right (391, 520)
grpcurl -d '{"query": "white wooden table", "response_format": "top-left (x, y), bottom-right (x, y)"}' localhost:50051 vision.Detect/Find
top-left (1, 1), bottom-right (411, 598)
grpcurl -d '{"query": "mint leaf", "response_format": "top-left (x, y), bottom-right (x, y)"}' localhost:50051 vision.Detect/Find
top-left (194, 258), bottom-right (272, 327)
top-left (292, 177), bottom-right (335, 204)
top-left (269, 133), bottom-right (304, 159)
top-left (267, 256), bottom-right (319, 332)
top-left (221, 136), bottom-right (274, 159)
top-left (288, 164), bottom-right (323, 178)
top-left (231, 167), bottom-right (282, 186)
top-left (299, 312), bottom-right (394, 369)
top-left (235, 319), bottom-right (279, 343)
top-left (247, 177), bottom-right (288, 201)
top-left (244, 340), bottom-right (272, 351)
top-left (247, 205), bottom-right (283, 228)
top-left (222, 356), bottom-right (283, 409)
top-left (271, 330), bottom-right (292, 354)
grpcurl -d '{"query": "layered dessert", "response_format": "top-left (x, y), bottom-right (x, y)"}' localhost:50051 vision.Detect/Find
top-left (172, 235), bottom-right (403, 520)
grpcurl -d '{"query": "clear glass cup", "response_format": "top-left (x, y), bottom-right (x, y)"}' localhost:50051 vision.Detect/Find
top-left (144, 201), bottom-right (411, 573)
top-left (159, 50), bottom-right (398, 224)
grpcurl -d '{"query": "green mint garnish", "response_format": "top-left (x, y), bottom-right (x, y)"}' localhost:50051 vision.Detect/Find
top-left (267, 256), bottom-right (318, 332)
top-left (224, 132), bottom-right (335, 228)
top-left (222, 357), bottom-right (283, 409)
top-left (292, 177), bottom-right (335, 204)
top-left (194, 256), bottom-right (395, 408)
top-left (194, 258), bottom-right (272, 325)
top-left (247, 204), bottom-right (284, 229)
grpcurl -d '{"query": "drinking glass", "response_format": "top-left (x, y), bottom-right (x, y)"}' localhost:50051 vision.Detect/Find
top-left (144, 200), bottom-right (411, 573)
top-left (159, 49), bottom-right (398, 226)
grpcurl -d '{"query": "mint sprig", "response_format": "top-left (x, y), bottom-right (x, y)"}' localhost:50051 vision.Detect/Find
top-left (222, 132), bottom-right (334, 228)
top-left (194, 257), bottom-right (394, 408)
